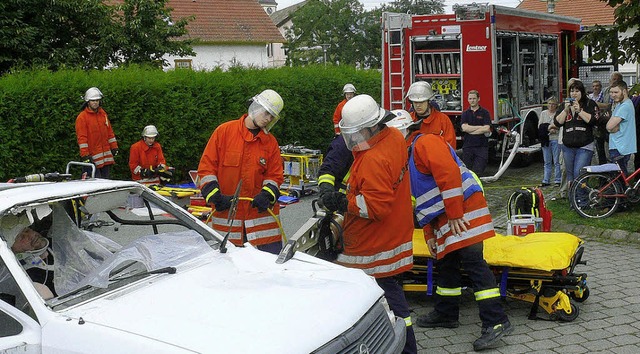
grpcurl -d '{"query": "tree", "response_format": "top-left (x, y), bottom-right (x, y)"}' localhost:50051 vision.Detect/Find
top-left (0, 0), bottom-right (194, 73)
top-left (0, 0), bottom-right (117, 73)
top-left (113, 0), bottom-right (194, 68)
top-left (380, 0), bottom-right (445, 15)
top-left (285, 0), bottom-right (444, 69)
top-left (578, 0), bottom-right (640, 66)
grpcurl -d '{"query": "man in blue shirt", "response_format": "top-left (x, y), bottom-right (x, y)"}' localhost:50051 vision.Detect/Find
top-left (606, 80), bottom-right (637, 176)
top-left (461, 90), bottom-right (492, 175)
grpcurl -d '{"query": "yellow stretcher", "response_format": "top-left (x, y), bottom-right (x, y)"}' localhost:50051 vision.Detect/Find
top-left (402, 230), bottom-right (589, 322)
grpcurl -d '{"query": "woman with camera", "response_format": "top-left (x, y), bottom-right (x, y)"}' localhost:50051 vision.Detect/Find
top-left (553, 79), bottom-right (599, 187)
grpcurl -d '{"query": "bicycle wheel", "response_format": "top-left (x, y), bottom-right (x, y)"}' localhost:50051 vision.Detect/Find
top-left (570, 172), bottom-right (623, 219)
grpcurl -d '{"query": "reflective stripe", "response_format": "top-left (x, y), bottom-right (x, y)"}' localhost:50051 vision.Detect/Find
top-left (205, 188), bottom-right (219, 203)
top-left (211, 217), bottom-right (242, 227)
top-left (246, 227), bottom-right (280, 242)
top-left (79, 143), bottom-right (89, 149)
top-left (352, 254), bottom-right (413, 276)
top-left (263, 180), bottom-right (278, 189)
top-left (416, 200), bottom-right (445, 220)
top-left (415, 187), bottom-right (441, 207)
top-left (442, 187), bottom-right (463, 200)
top-left (356, 194), bottom-right (368, 218)
top-left (436, 287), bottom-right (462, 296)
top-left (245, 215), bottom-right (279, 227)
top-left (199, 175), bottom-right (218, 186)
top-left (475, 288), bottom-right (501, 301)
top-left (108, 138), bottom-right (117, 144)
top-left (437, 221), bottom-right (494, 254)
top-left (133, 166), bottom-right (141, 174)
top-left (336, 242), bottom-right (412, 265)
top-left (404, 316), bottom-right (413, 327)
top-left (318, 174), bottom-right (335, 185)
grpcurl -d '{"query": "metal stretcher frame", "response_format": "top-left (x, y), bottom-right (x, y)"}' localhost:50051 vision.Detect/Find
top-left (402, 231), bottom-right (589, 322)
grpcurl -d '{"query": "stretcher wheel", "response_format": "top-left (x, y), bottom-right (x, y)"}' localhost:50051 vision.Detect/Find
top-left (552, 302), bottom-right (579, 322)
top-left (289, 190), bottom-right (300, 199)
top-left (570, 286), bottom-right (589, 303)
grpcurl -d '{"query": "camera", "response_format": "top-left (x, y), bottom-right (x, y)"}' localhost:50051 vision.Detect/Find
top-left (568, 98), bottom-right (575, 103)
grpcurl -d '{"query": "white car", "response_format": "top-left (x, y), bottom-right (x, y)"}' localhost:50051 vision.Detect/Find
top-left (0, 178), bottom-right (405, 353)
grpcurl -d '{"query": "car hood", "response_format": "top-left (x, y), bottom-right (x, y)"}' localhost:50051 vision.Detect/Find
top-left (62, 247), bottom-right (383, 353)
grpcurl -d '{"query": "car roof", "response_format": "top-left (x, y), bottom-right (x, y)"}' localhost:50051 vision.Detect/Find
top-left (0, 179), bottom-right (142, 213)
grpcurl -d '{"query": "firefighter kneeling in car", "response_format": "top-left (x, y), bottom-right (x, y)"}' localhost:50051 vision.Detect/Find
top-left (129, 125), bottom-right (174, 185)
top-left (319, 95), bottom-right (417, 354)
top-left (386, 112), bottom-right (513, 352)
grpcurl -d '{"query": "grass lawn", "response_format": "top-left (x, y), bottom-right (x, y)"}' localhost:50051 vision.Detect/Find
top-left (547, 197), bottom-right (640, 233)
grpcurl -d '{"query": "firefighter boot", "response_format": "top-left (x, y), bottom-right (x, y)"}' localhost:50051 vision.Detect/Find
top-left (416, 310), bottom-right (459, 328)
top-left (472, 320), bottom-right (513, 351)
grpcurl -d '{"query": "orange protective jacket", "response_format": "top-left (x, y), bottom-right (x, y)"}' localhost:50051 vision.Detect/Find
top-left (410, 109), bottom-right (457, 149)
top-left (409, 132), bottom-right (495, 259)
top-left (75, 107), bottom-right (118, 168)
top-left (332, 99), bottom-right (347, 134)
top-left (129, 140), bottom-right (167, 183)
top-left (197, 114), bottom-right (284, 247)
top-left (335, 128), bottom-right (414, 278)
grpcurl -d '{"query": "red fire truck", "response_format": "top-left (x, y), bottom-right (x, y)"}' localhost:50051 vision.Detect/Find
top-left (381, 4), bottom-right (581, 180)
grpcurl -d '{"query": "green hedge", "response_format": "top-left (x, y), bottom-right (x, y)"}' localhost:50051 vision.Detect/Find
top-left (0, 65), bottom-right (381, 181)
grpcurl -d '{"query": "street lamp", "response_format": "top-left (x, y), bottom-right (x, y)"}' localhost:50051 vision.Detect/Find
top-left (320, 44), bottom-right (330, 66)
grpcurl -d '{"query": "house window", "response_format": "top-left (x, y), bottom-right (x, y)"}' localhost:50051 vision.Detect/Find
top-left (175, 59), bottom-right (192, 69)
top-left (267, 43), bottom-right (274, 58)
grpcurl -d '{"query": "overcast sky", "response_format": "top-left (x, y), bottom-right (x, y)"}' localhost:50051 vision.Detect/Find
top-left (274, 0), bottom-right (522, 13)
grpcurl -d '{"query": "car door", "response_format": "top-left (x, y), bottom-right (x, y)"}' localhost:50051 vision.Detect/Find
top-left (0, 252), bottom-right (42, 353)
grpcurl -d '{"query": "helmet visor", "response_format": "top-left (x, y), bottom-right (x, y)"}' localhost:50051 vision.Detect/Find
top-left (249, 100), bottom-right (280, 134)
top-left (341, 125), bottom-right (380, 151)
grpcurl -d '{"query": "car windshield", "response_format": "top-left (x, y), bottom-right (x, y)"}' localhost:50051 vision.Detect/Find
top-left (0, 185), bottom-right (222, 310)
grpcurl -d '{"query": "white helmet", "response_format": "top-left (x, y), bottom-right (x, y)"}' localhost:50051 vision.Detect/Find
top-left (250, 89), bottom-right (284, 134)
top-left (386, 110), bottom-right (415, 137)
top-left (142, 125), bottom-right (159, 138)
top-left (339, 94), bottom-right (388, 151)
top-left (84, 87), bottom-right (103, 101)
top-left (342, 83), bottom-right (356, 94)
top-left (406, 81), bottom-right (435, 103)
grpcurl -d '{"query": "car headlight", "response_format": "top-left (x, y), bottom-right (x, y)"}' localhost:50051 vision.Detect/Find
top-left (379, 296), bottom-right (396, 324)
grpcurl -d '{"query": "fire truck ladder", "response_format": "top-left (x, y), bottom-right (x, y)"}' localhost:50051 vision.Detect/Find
top-left (383, 13), bottom-right (412, 110)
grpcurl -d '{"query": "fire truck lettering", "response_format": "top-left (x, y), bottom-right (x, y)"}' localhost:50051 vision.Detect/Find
top-left (466, 45), bottom-right (487, 52)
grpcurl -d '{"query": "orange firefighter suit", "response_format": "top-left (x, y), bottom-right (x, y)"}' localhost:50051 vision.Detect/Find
top-left (336, 128), bottom-right (414, 278)
top-left (75, 107), bottom-right (118, 168)
top-left (332, 99), bottom-right (348, 135)
top-left (411, 109), bottom-right (457, 149)
top-left (197, 114), bottom-right (284, 247)
top-left (129, 140), bottom-right (167, 183)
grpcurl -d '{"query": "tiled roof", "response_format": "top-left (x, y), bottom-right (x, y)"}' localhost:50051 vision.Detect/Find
top-left (271, 0), bottom-right (307, 27)
top-left (167, 0), bottom-right (285, 43)
top-left (517, 0), bottom-right (616, 27)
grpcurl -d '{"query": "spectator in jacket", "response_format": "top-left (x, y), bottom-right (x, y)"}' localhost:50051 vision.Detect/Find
top-left (197, 90), bottom-right (285, 255)
top-left (129, 125), bottom-right (172, 185)
top-left (75, 87), bottom-right (118, 178)
top-left (554, 80), bottom-right (598, 186)
top-left (590, 80), bottom-right (608, 164)
top-left (606, 80), bottom-right (637, 176)
top-left (319, 95), bottom-right (417, 354)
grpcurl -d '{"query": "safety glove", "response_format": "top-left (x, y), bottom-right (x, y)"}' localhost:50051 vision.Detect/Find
top-left (111, 148), bottom-right (119, 156)
top-left (317, 182), bottom-right (334, 200)
top-left (251, 184), bottom-right (279, 213)
top-left (319, 191), bottom-right (348, 213)
top-left (201, 181), bottom-right (233, 211)
top-left (141, 168), bottom-right (155, 178)
top-left (157, 167), bottom-right (174, 184)
top-left (80, 155), bottom-right (92, 164)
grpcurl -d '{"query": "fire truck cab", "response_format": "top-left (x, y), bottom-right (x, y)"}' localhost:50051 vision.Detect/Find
top-left (382, 4), bottom-right (581, 180)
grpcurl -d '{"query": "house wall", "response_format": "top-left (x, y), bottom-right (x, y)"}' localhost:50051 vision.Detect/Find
top-left (164, 44), bottom-right (282, 71)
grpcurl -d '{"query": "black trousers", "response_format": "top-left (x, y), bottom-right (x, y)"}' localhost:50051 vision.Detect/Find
top-left (376, 276), bottom-right (417, 354)
top-left (434, 242), bottom-right (507, 328)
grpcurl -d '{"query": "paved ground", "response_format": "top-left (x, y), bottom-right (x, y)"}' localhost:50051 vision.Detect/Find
top-left (279, 159), bottom-right (640, 354)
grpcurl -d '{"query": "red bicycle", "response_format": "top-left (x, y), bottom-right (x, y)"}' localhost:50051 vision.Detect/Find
top-left (570, 163), bottom-right (640, 218)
